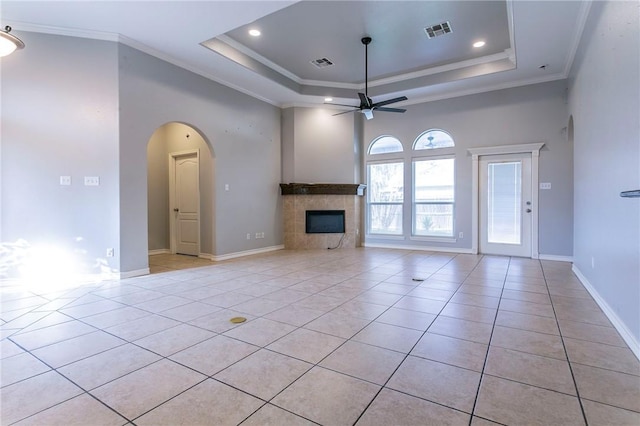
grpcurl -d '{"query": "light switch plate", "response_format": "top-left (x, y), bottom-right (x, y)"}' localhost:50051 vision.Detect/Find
top-left (60, 176), bottom-right (71, 186)
top-left (540, 182), bottom-right (551, 190)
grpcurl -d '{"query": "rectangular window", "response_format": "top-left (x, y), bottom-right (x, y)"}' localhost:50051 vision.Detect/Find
top-left (413, 158), bottom-right (454, 237)
top-left (368, 162), bottom-right (404, 235)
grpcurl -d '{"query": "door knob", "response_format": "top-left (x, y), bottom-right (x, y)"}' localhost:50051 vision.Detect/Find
top-left (174, 208), bottom-right (179, 212)
top-left (526, 208), bottom-right (532, 213)
top-left (526, 201), bottom-right (531, 205)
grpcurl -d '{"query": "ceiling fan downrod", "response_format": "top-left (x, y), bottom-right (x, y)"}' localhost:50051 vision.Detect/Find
top-left (362, 36), bottom-right (371, 98)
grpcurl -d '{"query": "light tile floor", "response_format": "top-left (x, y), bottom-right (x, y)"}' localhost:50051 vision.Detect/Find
top-left (1, 249), bottom-right (639, 425)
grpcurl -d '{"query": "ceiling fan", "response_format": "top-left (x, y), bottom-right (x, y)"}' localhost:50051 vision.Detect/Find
top-left (327, 36), bottom-right (407, 120)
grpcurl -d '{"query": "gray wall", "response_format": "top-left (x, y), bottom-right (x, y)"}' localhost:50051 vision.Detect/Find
top-left (1, 32), bottom-right (121, 275)
top-left (281, 107), bottom-right (356, 184)
top-left (361, 81), bottom-right (573, 255)
top-left (147, 122), bottom-right (214, 255)
top-left (568, 1), bottom-right (640, 343)
top-left (1, 33), bottom-right (282, 276)
top-left (118, 43), bottom-right (282, 271)
top-left (279, 83), bottom-right (573, 256)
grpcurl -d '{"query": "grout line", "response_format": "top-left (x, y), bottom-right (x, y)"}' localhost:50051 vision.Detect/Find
top-left (351, 252), bottom-right (470, 425)
top-left (540, 260), bottom-right (589, 426)
top-left (4, 339), bottom-right (136, 425)
top-left (467, 256), bottom-right (511, 425)
top-left (4, 251), bottom-right (629, 425)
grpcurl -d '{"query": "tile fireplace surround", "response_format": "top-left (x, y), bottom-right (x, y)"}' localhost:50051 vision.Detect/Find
top-left (280, 183), bottom-right (366, 250)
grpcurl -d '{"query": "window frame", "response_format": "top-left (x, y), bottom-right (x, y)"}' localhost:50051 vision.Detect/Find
top-left (366, 158), bottom-right (405, 237)
top-left (411, 154), bottom-right (456, 240)
top-left (365, 129), bottom-right (458, 243)
top-left (366, 136), bottom-right (405, 238)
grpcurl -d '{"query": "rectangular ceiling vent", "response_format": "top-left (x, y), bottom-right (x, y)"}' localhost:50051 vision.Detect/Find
top-left (310, 58), bottom-right (334, 68)
top-left (424, 21), bottom-right (452, 39)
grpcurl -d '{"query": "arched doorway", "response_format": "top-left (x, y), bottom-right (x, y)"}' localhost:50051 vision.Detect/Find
top-left (146, 122), bottom-right (214, 271)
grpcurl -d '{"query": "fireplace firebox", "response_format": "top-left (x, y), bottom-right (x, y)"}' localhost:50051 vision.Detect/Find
top-left (306, 210), bottom-right (345, 234)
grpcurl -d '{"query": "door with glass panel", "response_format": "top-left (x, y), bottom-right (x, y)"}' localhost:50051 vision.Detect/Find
top-left (479, 154), bottom-right (532, 257)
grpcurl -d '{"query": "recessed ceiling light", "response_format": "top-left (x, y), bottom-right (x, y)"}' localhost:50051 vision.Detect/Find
top-left (324, 97), bottom-right (333, 102)
top-left (473, 41), bottom-right (486, 48)
top-left (248, 29), bottom-right (261, 37)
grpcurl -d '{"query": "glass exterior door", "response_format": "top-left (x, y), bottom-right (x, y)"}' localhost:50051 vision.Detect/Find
top-left (479, 154), bottom-right (532, 257)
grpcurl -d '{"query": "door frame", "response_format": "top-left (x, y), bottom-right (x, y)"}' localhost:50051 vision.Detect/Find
top-left (468, 143), bottom-right (544, 258)
top-left (169, 149), bottom-right (200, 255)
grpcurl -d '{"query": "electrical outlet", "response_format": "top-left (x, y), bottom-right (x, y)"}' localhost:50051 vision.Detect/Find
top-left (591, 256), bottom-right (595, 269)
top-left (255, 232), bottom-right (260, 239)
top-left (458, 232), bottom-right (463, 239)
top-left (84, 176), bottom-right (100, 186)
top-left (60, 176), bottom-right (71, 186)
top-left (246, 233), bottom-right (251, 240)
top-left (106, 248), bottom-right (114, 257)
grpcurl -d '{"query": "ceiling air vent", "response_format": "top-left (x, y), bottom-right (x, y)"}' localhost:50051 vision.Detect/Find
top-left (310, 57), bottom-right (334, 68)
top-left (424, 21), bottom-right (452, 39)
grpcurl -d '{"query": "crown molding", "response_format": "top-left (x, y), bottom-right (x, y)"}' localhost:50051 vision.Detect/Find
top-left (563, 0), bottom-right (592, 77)
top-left (7, 21), bottom-right (281, 107)
top-left (401, 72), bottom-right (567, 107)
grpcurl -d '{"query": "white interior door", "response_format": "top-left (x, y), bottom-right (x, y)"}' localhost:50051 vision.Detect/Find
top-left (479, 153), bottom-right (532, 257)
top-left (170, 151), bottom-right (200, 256)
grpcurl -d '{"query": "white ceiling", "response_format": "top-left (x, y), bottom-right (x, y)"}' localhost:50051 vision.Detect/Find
top-left (3, 1), bottom-right (590, 108)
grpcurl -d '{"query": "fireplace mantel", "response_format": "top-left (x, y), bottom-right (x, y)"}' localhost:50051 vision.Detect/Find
top-left (280, 183), bottom-right (366, 196)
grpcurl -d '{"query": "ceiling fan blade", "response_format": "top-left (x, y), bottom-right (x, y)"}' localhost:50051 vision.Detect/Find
top-left (372, 96), bottom-right (408, 108)
top-left (325, 102), bottom-right (359, 108)
top-left (332, 109), bottom-right (358, 116)
top-left (358, 92), bottom-right (371, 108)
top-left (375, 107), bottom-right (406, 113)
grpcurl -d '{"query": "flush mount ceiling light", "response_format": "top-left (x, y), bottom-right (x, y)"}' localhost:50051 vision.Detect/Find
top-left (0, 26), bottom-right (25, 57)
top-left (473, 40), bottom-right (486, 48)
top-left (324, 97), bottom-right (333, 102)
top-left (248, 29), bottom-right (261, 37)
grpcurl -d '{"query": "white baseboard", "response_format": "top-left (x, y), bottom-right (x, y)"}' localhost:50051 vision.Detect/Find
top-left (572, 265), bottom-right (640, 361)
top-left (212, 245), bottom-right (285, 262)
top-left (539, 254), bottom-right (573, 262)
top-left (148, 249), bottom-right (170, 256)
top-left (115, 268), bottom-right (150, 279)
top-left (363, 242), bottom-right (474, 254)
top-left (198, 253), bottom-right (213, 261)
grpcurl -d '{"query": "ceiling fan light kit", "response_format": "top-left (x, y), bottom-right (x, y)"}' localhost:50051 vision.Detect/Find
top-left (0, 26), bottom-right (25, 57)
top-left (327, 36), bottom-right (407, 120)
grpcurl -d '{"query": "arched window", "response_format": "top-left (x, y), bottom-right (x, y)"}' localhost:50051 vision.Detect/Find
top-left (369, 136), bottom-right (403, 154)
top-left (414, 129), bottom-right (455, 150)
top-left (365, 130), bottom-right (457, 239)
top-left (366, 136), bottom-right (404, 235)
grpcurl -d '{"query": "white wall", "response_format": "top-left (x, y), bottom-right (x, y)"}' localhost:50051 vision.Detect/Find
top-left (1, 32), bottom-right (121, 276)
top-left (568, 1), bottom-right (640, 346)
top-left (363, 81), bottom-right (573, 255)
